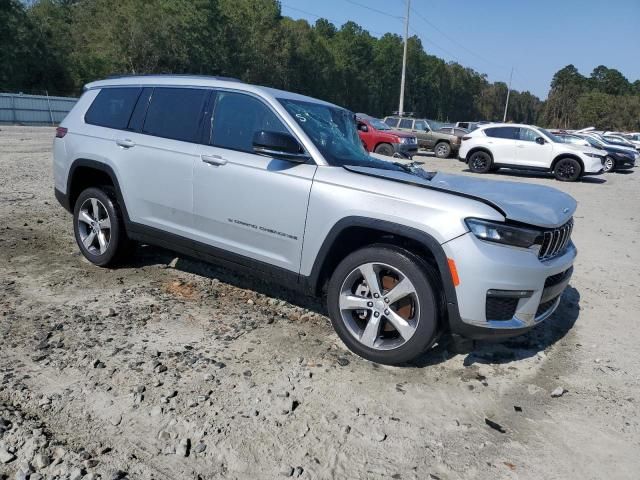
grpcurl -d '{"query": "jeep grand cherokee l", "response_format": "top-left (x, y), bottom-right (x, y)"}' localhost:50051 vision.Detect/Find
top-left (54, 75), bottom-right (578, 365)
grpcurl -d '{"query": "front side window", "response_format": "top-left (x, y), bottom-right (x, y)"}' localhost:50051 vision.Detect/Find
top-left (414, 120), bottom-right (428, 131)
top-left (398, 118), bottom-right (413, 129)
top-left (518, 128), bottom-right (539, 142)
top-left (85, 87), bottom-right (141, 129)
top-left (369, 118), bottom-right (391, 130)
top-left (484, 127), bottom-right (518, 140)
top-left (211, 91), bottom-right (288, 152)
top-left (143, 87), bottom-right (208, 142)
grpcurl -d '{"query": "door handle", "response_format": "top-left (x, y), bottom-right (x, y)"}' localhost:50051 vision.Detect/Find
top-left (201, 154), bottom-right (227, 166)
top-left (116, 138), bottom-right (135, 148)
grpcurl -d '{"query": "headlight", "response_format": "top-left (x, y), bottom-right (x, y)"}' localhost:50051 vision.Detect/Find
top-left (465, 218), bottom-right (542, 249)
top-left (584, 152), bottom-right (602, 158)
top-left (399, 137), bottom-right (413, 144)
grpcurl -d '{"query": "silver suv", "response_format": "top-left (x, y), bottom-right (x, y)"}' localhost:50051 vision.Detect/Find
top-left (54, 75), bottom-right (577, 365)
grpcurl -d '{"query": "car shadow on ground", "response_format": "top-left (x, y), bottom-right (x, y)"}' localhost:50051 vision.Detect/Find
top-left (130, 244), bottom-right (326, 313)
top-left (463, 168), bottom-right (607, 184)
top-left (409, 286), bottom-right (581, 368)
top-left (130, 245), bottom-right (580, 369)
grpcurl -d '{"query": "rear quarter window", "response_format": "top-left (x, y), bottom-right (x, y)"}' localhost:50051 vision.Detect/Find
top-left (384, 118), bottom-right (399, 127)
top-left (398, 118), bottom-right (413, 129)
top-left (84, 87), bottom-right (141, 129)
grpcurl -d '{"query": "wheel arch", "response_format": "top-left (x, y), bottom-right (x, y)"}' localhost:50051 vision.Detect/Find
top-left (374, 142), bottom-right (395, 153)
top-left (466, 146), bottom-right (493, 163)
top-left (306, 217), bottom-right (461, 328)
top-left (551, 154), bottom-right (584, 172)
top-left (66, 159), bottom-right (130, 222)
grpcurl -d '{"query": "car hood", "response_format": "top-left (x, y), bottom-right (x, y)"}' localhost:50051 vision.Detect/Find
top-left (386, 130), bottom-right (415, 139)
top-left (344, 165), bottom-right (577, 228)
top-left (564, 144), bottom-right (605, 156)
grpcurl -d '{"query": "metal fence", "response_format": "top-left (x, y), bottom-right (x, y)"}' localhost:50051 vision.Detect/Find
top-left (0, 92), bottom-right (78, 126)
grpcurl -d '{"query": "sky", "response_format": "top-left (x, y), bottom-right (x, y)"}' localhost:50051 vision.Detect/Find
top-left (279, 0), bottom-right (640, 99)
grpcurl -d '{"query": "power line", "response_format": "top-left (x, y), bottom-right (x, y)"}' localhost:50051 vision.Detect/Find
top-left (410, 6), bottom-right (507, 70)
top-left (343, 0), bottom-right (404, 20)
top-left (280, 3), bottom-right (392, 36)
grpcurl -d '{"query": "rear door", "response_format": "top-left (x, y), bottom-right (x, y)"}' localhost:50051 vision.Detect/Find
top-left (191, 90), bottom-right (316, 273)
top-left (515, 127), bottom-right (553, 168)
top-left (113, 87), bottom-right (209, 234)
top-left (483, 126), bottom-right (519, 164)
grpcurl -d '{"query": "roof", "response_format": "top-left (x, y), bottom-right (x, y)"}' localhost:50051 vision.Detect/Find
top-left (84, 74), bottom-right (341, 109)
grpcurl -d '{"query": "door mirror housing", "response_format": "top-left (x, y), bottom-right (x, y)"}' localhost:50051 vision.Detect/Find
top-left (535, 136), bottom-right (546, 145)
top-left (252, 130), bottom-right (309, 163)
top-left (358, 124), bottom-right (368, 132)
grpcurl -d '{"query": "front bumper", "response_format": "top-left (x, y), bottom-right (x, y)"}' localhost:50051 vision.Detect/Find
top-left (442, 232), bottom-right (576, 340)
top-left (394, 142), bottom-right (418, 156)
top-left (614, 156), bottom-right (636, 170)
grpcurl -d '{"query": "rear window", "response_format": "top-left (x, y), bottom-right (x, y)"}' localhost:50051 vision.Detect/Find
top-left (384, 117), bottom-right (399, 127)
top-left (398, 118), bottom-right (413, 129)
top-left (85, 87), bottom-right (141, 129)
top-left (143, 87), bottom-right (208, 143)
top-left (484, 127), bottom-right (518, 139)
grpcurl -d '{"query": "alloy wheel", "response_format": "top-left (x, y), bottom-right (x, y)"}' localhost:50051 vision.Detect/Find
top-left (338, 262), bottom-right (420, 351)
top-left (436, 144), bottom-right (448, 157)
top-left (603, 157), bottom-right (614, 172)
top-left (77, 197), bottom-right (111, 255)
top-left (472, 155), bottom-right (487, 170)
top-left (557, 161), bottom-right (576, 179)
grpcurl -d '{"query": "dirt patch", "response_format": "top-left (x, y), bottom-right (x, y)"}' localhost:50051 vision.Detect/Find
top-left (0, 126), bottom-right (639, 479)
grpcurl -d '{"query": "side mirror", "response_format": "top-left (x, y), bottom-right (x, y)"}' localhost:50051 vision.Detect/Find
top-left (252, 130), bottom-right (309, 163)
top-left (535, 137), bottom-right (545, 145)
top-left (358, 124), bottom-right (368, 132)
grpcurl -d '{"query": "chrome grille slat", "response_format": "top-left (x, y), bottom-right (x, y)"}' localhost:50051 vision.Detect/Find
top-left (538, 218), bottom-right (573, 261)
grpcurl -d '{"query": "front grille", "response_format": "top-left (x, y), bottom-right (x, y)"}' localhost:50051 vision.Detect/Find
top-left (538, 219), bottom-right (573, 260)
top-left (486, 297), bottom-right (519, 321)
top-left (544, 267), bottom-right (573, 288)
top-left (536, 295), bottom-right (560, 317)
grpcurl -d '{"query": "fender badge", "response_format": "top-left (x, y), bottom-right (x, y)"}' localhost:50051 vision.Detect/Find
top-left (562, 207), bottom-right (570, 214)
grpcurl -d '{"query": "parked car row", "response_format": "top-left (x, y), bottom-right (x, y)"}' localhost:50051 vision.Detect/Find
top-left (552, 131), bottom-right (638, 172)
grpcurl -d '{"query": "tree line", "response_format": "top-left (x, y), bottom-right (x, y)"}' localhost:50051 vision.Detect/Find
top-left (2, 0), bottom-right (639, 130)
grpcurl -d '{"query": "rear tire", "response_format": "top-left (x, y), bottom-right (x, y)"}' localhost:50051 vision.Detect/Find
top-left (468, 151), bottom-right (492, 173)
top-left (434, 142), bottom-right (451, 158)
top-left (553, 157), bottom-right (582, 182)
top-left (374, 143), bottom-right (394, 157)
top-left (326, 245), bottom-right (440, 365)
top-left (73, 187), bottom-right (131, 267)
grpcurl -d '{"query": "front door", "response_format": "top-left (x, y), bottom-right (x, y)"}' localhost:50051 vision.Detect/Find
top-left (514, 127), bottom-right (553, 168)
top-left (192, 90), bottom-right (316, 273)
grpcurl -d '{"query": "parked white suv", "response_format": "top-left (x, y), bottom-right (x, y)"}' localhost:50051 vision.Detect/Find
top-left (459, 124), bottom-right (605, 181)
top-left (54, 76), bottom-right (578, 365)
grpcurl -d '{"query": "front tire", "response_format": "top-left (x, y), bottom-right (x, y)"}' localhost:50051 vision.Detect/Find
top-left (553, 157), bottom-right (582, 182)
top-left (468, 151), bottom-right (492, 173)
top-left (374, 143), bottom-right (394, 157)
top-left (602, 156), bottom-right (615, 173)
top-left (73, 187), bottom-right (130, 267)
top-left (326, 245), bottom-right (440, 365)
top-left (434, 142), bottom-right (451, 158)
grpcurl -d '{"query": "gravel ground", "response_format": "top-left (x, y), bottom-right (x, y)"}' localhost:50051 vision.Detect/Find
top-left (0, 126), bottom-right (638, 480)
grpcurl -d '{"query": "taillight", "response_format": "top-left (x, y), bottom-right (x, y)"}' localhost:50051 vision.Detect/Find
top-left (55, 127), bottom-right (68, 138)
top-left (462, 136), bottom-right (471, 141)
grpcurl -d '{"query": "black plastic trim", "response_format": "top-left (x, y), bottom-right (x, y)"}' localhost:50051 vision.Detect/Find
top-left (126, 222), bottom-right (302, 289)
top-left (65, 159), bottom-right (131, 222)
top-left (54, 188), bottom-right (71, 213)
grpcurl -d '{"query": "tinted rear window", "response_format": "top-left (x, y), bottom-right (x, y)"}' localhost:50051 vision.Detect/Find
top-left (85, 87), bottom-right (141, 129)
top-left (398, 118), bottom-right (413, 129)
top-left (143, 87), bottom-right (208, 143)
top-left (484, 127), bottom-right (518, 139)
top-left (385, 118), bottom-right (399, 127)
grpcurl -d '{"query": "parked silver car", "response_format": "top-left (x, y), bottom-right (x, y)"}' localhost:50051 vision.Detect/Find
top-left (53, 75), bottom-right (577, 364)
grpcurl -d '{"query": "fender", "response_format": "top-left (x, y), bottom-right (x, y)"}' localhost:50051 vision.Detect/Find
top-left (305, 216), bottom-right (462, 329)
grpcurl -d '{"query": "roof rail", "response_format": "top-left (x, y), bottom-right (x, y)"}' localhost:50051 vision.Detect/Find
top-left (390, 111), bottom-right (415, 117)
top-left (104, 73), bottom-right (243, 83)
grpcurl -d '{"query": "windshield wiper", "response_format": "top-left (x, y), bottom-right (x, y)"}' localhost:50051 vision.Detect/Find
top-left (392, 161), bottom-right (436, 180)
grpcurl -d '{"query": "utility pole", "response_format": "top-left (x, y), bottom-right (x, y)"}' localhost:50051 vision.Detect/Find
top-left (398, 0), bottom-right (410, 116)
top-left (503, 66), bottom-right (513, 123)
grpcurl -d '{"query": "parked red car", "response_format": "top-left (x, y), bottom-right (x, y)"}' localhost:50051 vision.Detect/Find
top-left (356, 115), bottom-right (418, 158)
